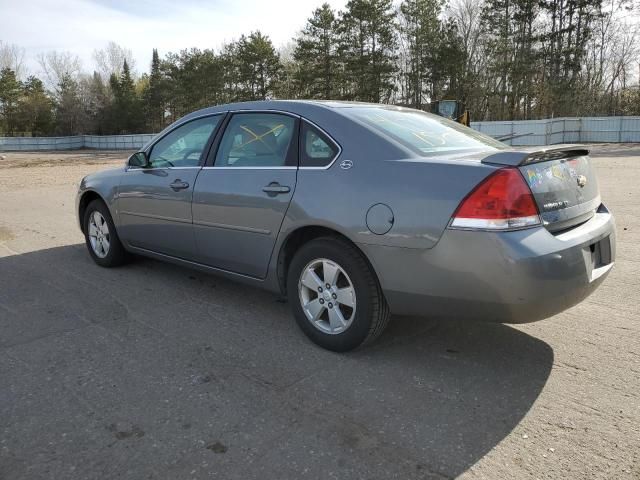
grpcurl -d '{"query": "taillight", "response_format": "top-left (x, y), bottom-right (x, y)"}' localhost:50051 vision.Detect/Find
top-left (450, 168), bottom-right (540, 230)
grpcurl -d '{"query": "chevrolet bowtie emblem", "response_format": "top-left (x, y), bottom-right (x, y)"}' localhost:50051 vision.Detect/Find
top-left (577, 175), bottom-right (587, 187)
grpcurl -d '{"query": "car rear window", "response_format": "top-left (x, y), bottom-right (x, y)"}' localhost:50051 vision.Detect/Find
top-left (349, 107), bottom-right (507, 156)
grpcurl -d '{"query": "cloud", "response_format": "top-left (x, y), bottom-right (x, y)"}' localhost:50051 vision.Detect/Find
top-left (0, 0), bottom-right (346, 76)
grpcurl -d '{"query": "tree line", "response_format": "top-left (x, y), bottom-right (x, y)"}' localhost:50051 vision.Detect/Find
top-left (1, 0), bottom-right (638, 136)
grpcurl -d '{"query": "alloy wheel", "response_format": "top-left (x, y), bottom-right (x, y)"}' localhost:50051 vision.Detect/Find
top-left (88, 211), bottom-right (110, 258)
top-left (298, 258), bottom-right (357, 334)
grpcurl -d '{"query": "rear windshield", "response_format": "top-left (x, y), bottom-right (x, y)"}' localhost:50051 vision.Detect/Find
top-left (349, 107), bottom-right (507, 156)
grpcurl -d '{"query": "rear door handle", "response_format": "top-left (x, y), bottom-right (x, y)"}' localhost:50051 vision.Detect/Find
top-left (262, 183), bottom-right (291, 194)
top-left (170, 179), bottom-right (190, 191)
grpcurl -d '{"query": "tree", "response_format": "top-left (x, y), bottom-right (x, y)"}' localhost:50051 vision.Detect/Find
top-left (480, 0), bottom-right (540, 119)
top-left (537, 0), bottom-right (603, 117)
top-left (293, 3), bottom-right (341, 98)
top-left (0, 41), bottom-right (26, 79)
top-left (337, 0), bottom-right (397, 102)
top-left (93, 41), bottom-right (136, 80)
top-left (37, 51), bottom-right (82, 91)
top-left (235, 31), bottom-right (282, 100)
top-left (83, 72), bottom-right (112, 134)
top-left (144, 49), bottom-right (166, 132)
top-left (110, 60), bottom-right (143, 133)
top-left (397, 0), bottom-right (443, 108)
top-left (18, 76), bottom-right (54, 136)
top-left (0, 68), bottom-right (22, 134)
top-left (54, 74), bottom-right (87, 135)
top-left (447, 0), bottom-right (491, 119)
top-left (274, 43), bottom-right (299, 99)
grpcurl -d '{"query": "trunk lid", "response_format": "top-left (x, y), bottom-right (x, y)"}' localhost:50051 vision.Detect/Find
top-left (482, 146), bottom-right (601, 232)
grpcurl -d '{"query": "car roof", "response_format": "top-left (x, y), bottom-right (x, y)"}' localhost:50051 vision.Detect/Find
top-left (182, 99), bottom-right (391, 119)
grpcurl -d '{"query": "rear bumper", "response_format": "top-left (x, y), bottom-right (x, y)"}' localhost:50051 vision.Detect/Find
top-left (358, 206), bottom-right (616, 323)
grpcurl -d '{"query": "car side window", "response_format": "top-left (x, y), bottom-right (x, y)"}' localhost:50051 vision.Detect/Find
top-left (300, 122), bottom-right (339, 167)
top-left (215, 113), bottom-right (296, 167)
top-left (148, 116), bottom-right (220, 168)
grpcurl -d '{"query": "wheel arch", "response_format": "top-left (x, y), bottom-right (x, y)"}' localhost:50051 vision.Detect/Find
top-left (276, 225), bottom-right (382, 296)
top-left (78, 190), bottom-right (106, 233)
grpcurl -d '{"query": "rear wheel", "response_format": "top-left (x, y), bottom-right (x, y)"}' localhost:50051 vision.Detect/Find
top-left (83, 199), bottom-right (128, 267)
top-left (287, 237), bottom-right (390, 352)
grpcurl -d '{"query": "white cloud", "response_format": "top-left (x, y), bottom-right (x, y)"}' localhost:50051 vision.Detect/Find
top-left (0, 0), bottom-right (347, 77)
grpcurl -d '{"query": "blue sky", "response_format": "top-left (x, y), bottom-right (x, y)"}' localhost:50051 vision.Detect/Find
top-left (0, 0), bottom-right (347, 76)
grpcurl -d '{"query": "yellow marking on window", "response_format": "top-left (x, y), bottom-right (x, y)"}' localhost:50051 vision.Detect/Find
top-left (236, 124), bottom-right (285, 151)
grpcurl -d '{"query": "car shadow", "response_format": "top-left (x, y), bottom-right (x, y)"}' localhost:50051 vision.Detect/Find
top-left (0, 245), bottom-right (553, 479)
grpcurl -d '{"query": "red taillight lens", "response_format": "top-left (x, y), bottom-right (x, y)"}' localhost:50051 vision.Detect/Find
top-left (450, 168), bottom-right (540, 230)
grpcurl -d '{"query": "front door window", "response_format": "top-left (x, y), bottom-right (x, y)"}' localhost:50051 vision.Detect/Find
top-left (147, 116), bottom-right (221, 168)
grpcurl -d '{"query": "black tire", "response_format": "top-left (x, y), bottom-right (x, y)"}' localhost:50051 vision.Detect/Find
top-left (287, 236), bottom-right (390, 352)
top-left (83, 199), bottom-right (128, 268)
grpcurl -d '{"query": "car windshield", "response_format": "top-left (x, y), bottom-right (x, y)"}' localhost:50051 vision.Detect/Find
top-left (349, 107), bottom-right (507, 156)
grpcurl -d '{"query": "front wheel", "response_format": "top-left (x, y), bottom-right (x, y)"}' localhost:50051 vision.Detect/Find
top-left (287, 237), bottom-right (390, 352)
top-left (83, 199), bottom-right (128, 267)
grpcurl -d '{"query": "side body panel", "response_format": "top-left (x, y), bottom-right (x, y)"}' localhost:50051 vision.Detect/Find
top-left (116, 167), bottom-right (200, 260)
top-left (76, 166), bottom-right (126, 230)
top-left (192, 168), bottom-right (297, 278)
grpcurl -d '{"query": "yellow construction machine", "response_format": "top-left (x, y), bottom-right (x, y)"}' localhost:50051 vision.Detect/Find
top-left (430, 100), bottom-right (470, 127)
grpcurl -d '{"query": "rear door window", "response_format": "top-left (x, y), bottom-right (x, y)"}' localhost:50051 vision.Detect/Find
top-left (215, 113), bottom-right (297, 167)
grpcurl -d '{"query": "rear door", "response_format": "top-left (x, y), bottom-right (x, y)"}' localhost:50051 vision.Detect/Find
top-left (117, 115), bottom-right (222, 259)
top-left (192, 112), bottom-right (299, 278)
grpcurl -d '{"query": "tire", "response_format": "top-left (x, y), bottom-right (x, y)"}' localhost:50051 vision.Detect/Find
top-left (83, 199), bottom-right (128, 268)
top-left (287, 236), bottom-right (390, 352)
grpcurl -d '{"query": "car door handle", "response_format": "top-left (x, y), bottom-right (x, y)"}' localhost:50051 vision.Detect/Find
top-left (262, 183), bottom-right (291, 194)
top-left (170, 179), bottom-right (190, 191)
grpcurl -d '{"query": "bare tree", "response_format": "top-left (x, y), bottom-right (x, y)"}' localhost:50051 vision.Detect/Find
top-left (446, 0), bottom-right (491, 119)
top-left (37, 51), bottom-right (82, 91)
top-left (0, 41), bottom-right (26, 78)
top-left (93, 42), bottom-right (136, 80)
top-left (583, 0), bottom-right (639, 114)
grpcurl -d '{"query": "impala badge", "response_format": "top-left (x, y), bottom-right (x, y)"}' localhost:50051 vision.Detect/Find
top-left (577, 175), bottom-right (587, 188)
top-left (340, 159), bottom-right (353, 170)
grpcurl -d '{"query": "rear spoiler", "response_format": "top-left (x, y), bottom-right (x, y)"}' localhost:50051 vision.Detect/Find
top-left (481, 145), bottom-right (590, 167)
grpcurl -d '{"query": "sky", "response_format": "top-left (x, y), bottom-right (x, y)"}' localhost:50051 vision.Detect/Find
top-left (0, 0), bottom-right (347, 77)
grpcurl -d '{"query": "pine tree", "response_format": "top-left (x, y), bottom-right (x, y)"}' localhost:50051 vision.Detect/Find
top-left (481, 0), bottom-right (540, 119)
top-left (293, 3), bottom-right (341, 99)
top-left (19, 76), bottom-right (54, 136)
top-left (110, 59), bottom-right (143, 133)
top-left (337, 0), bottom-right (397, 102)
top-left (236, 31), bottom-right (282, 100)
top-left (0, 68), bottom-right (22, 135)
top-left (397, 0), bottom-right (443, 108)
top-left (145, 48), bottom-right (165, 132)
top-left (54, 74), bottom-right (87, 135)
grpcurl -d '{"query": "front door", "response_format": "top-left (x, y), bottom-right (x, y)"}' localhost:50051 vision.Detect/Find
top-left (192, 112), bottom-right (298, 278)
top-left (117, 115), bottom-right (222, 259)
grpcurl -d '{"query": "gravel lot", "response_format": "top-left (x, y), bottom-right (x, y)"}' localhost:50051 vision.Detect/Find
top-left (0, 146), bottom-right (638, 479)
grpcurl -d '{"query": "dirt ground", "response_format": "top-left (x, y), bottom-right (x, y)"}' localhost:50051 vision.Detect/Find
top-left (0, 146), bottom-right (638, 479)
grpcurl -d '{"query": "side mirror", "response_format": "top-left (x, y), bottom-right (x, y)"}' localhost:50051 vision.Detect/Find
top-left (128, 152), bottom-right (149, 168)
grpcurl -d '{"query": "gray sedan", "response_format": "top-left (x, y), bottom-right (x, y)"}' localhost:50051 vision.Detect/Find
top-left (76, 101), bottom-right (615, 351)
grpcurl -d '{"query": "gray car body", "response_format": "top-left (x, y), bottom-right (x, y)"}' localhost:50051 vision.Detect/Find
top-left (77, 100), bottom-right (616, 323)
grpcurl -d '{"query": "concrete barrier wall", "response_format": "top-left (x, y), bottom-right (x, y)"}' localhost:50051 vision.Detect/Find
top-left (0, 134), bottom-right (156, 151)
top-left (3, 116), bottom-right (640, 150)
top-left (471, 116), bottom-right (640, 146)
top-left (83, 134), bottom-right (156, 150)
